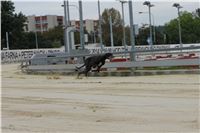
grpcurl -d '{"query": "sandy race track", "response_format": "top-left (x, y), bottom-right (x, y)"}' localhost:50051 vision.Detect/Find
top-left (1, 64), bottom-right (200, 132)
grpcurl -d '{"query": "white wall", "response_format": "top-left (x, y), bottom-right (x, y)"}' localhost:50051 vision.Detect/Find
top-left (47, 15), bottom-right (58, 30)
top-left (27, 15), bottom-right (36, 32)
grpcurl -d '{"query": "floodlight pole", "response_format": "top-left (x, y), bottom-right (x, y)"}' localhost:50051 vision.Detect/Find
top-left (128, 0), bottom-right (135, 61)
top-left (35, 32), bottom-right (38, 49)
top-left (143, 1), bottom-right (154, 49)
top-left (109, 16), bottom-right (114, 48)
top-left (66, 0), bottom-right (72, 51)
top-left (79, 0), bottom-right (85, 50)
top-left (173, 3), bottom-right (183, 47)
top-left (6, 32), bottom-right (10, 50)
top-left (98, 0), bottom-right (103, 50)
top-left (120, 1), bottom-right (127, 49)
top-left (177, 7), bottom-right (182, 46)
top-left (63, 0), bottom-right (68, 53)
top-left (139, 12), bottom-right (156, 44)
top-left (148, 4), bottom-right (153, 47)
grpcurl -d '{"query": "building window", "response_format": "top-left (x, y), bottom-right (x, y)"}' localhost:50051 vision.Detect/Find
top-left (35, 20), bottom-right (40, 24)
top-left (43, 27), bottom-right (48, 31)
top-left (42, 20), bottom-right (47, 24)
top-left (36, 27), bottom-right (41, 32)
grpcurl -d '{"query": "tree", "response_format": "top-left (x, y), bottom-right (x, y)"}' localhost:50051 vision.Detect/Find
top-left (164, 10), bottom-right (200, 44)
top-left (136, 27), bottom-right (149, 45)
top-left (1, 1), bottom-right (27, 49)
top-left (43, 26), bottom-right (64, 48)
top-left (155, 26), bottom-right (166, 44)
top-left (101, 8), bottom-right (123, 46)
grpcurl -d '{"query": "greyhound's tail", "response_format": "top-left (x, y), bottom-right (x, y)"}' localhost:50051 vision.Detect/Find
top-left (75, 64), bottom-right (85, 71)
top-left (75, 56), bottom-right (86, 71)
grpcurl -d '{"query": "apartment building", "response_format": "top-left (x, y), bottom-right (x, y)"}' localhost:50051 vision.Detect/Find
top-left (25, 15), bottom-right (98, 34)
top-left (70, 19), bottom-right (99, 33)
top-left (25, 15), bottom-right (64, 32)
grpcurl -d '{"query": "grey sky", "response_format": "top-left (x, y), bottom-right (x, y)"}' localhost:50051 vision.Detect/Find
top-left (13, 1), bottom-right (199, 26)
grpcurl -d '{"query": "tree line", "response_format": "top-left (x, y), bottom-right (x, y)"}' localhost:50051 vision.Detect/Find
top-left (1, 1), bottom-right (200, 50)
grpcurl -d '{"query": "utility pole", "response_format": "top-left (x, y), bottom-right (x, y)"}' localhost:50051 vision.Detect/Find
top-left (93, 31), bottom-right (96, 43)
top-left (109, 16), bottom-right (114, 47)
top-left (129, 0), bottom-right (135, 61)
top-left (66, 0), bottom-right (72, 51)
top-left (138, 12), bottom-right (156, 44)
top-left (6, 32), bottom-right (9, 50)
top-left (143, 1), bottom-right (154, 49)
top-left (118, 0), bottom-right (127, 49)
top-left (35, 32), bottom-right (38, 49)
top-left (173, 3), bottom-right (183, 48)
top-left (98, 0), bottom-right (103, 50)
top-left (63, 0), bottom-right (69, 53)
top-left (79, 0), bottom-right (85, 50)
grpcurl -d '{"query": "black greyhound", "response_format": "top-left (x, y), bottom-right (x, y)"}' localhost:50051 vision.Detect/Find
top-left (76, 53), bottom-right (113, 78)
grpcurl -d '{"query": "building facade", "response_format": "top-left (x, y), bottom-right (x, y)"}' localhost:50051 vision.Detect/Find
top-left (25, 15), bottom-right (98, 34)
top-left (70, 19), bottom-right (99, 33)
top-left (25, 15), bottom-right (64, 33)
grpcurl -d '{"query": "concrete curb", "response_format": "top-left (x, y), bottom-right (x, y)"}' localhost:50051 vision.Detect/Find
top-left (89, 69), bottom-right (200, 76)
top-left (24, 69), bottom-right (200, 76)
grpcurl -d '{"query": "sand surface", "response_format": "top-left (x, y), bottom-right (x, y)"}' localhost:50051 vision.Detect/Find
top-left (1, 64), bottom-right (200, 132)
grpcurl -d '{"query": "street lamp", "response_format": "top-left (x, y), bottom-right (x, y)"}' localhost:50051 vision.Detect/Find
top-left (117, 0), bottom-right (128, 49)
top-left (98, 0), bottom-right (103, 50)
top-left (66, 4), bottom-right (80, 50)
top-left (33, 19), bottom-right (39, 49)
top-left (139, 11), bottom-right (156, 44)
top-left (62, 1), bottom-right (85, 52)
top-left (109, 15), bottom-right (114, 48)
top-left (6, 32), bottom-right (10, 50)
top-left (143, 1), bottom-right (154, 48)
top-left (35, 31), bottom-right (38, 49)
top-left (61, 1), bottom-right (69, 52)
top-left (173, 3), bottom-right (183, 47)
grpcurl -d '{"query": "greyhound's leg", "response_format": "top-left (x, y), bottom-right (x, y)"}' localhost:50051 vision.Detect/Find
top-left (85, 66), bottom-right (91, 77)
top-left (97, 61), bottom-right (105, 72)
top-left (77, 69), bottom-right (86, 79)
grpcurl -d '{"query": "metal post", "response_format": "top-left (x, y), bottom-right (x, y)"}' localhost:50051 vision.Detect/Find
top-left (63, 0), bottom-right (68, 53)
top-left (40, 16), bottom-right (43, 33)
top-left (98, 0), bottom-right (103, 50)
top-left (121, 2), bottom-right (126, 49)
top-left (6, 32), bottom-right (9, 50)
top-left (79, 0), bottom-right (85, 50)
top-left (177, 8), bottom-right (182, 47)
top-left (35, 32), bottom-right (38, 49)
top-left (93, 31), bottom-right (96, 43)
top-left (163, 34), bottom-right (166, 44)
top-left (148, 6), bottom-right (153, 48)
top-left (67, 0), bottom-right (72, 51)
top-left (138, 11), bottom-right (156, 44)
top-left (128, 0), bottom-right (135, 61)
top-left (109, 16), bottom-right (114, 47)
top-left (173, 3), bottom-right (183, 48)
top-left (67, 0), bottom-right (70, 24)
top-left (152, 14), bottom-right (156, 44)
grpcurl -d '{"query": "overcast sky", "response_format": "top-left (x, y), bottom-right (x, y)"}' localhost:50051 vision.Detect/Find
top-left (13, 0), bottom-right (199, 26)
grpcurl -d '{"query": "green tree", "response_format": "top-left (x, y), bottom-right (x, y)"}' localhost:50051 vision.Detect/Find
top-left (101, 8), bottom-right (123, 46)
top-left (19, 32), bottom-right (52, 49)
top-left (136, 27), bottom-right (149, 45)
top-left (1, 1), bottom-right (27, 49)
top-left (164, 10), bottom-right (200, 44)
top-left (155, 26), bottom-right (166, 44)
top-left (43, 26), bottom-right (64, 48)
